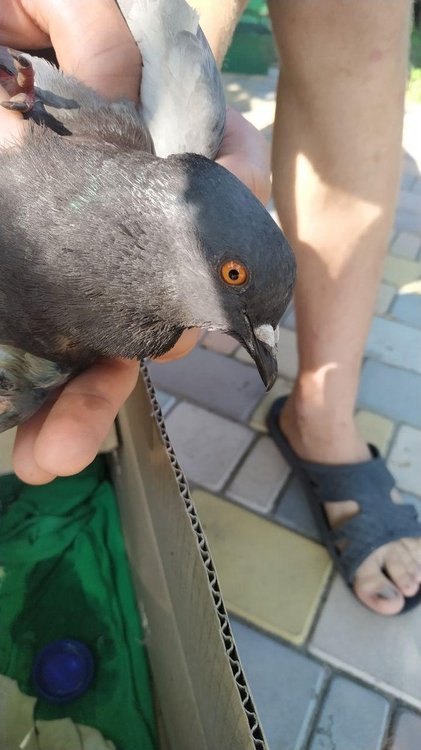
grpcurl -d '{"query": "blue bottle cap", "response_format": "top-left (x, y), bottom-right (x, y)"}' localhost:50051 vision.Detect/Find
top-left (32, 639), bottom-right (94, 704)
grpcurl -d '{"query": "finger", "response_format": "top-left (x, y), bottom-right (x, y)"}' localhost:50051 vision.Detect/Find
top-left (30, 358), bottom-right (139, 479)
top-left (0, 1), bottom-right (50, 48)
top-left (0, 93), bottom-right (27, 147)
top-left (13, 401), bottom-right (59, 484)
top-left (216, 107), bottom-right (271, 204)
top-left (154, 328), bottom-right (202, 363)
top-left (31, 0), bottom-right (141, 101)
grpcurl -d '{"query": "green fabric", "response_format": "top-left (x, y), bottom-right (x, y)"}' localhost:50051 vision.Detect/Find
top-left (0, 457), bottom-right (156, 750)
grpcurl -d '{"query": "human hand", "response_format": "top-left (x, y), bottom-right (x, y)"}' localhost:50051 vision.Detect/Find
top-left (1, 2), bottom-right (270, 484)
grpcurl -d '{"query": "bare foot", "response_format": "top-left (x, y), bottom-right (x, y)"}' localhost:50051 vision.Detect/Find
top-left (280, 395), bottom-right (421, 615)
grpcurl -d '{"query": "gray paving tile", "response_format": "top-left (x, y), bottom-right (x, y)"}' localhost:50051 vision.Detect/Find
top-left (387, 425), bottom-right (421, 496)
top-left (276, 328), bottom-right (299, 380)
top-left (402, 154), bottom-right (420, 177)
top-left (231, 618), bottom-right (326, 750)
top-left (236, 326), bottom-right (299, 380)
top-left (401, 492), bottom-right (421, 520)
top-left (148, 347), bottom-right (265, 421)
top-left (201, 331), bottom-right (239, 355)
top-left (391, 711), bottom-right (421, 749)
top-left (275, 477), bottom-right (321, 542)
top-left (358, 360), bottom-right (421, 429)
top-left (366, 317), bottom-right (421, 374)
top-left (391, 283), bottom-right (421, 329)
top-left (395, 210), bottom-right (421, 234)
top-left (397, 190), bottom-right (421, 214)
top-left (281, 303), bottom-right (296, 331)
top-left (400, 173), bottom-right (416, 191)
top-left (375, 283), bottom-right (396, 315)
top-left (165, 402), bottom-right (254, 492)
top-left (308, 675), bottom-right (390, 750)
top-left (226, 435), bottom-right (290, 513)
top-left (310, 575), bottom-right (421, 708)
top-left (155, 389), bottom-right (176, 416)
top-left (391, 232), bottom-right (421, 260)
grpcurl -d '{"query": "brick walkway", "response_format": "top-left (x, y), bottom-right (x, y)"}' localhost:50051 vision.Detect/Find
top-left (149, 71), bottom-right (421, 750)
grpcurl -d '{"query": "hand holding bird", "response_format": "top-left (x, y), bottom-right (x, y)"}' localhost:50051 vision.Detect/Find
top-left (0, 0), bottom-right (292, 484)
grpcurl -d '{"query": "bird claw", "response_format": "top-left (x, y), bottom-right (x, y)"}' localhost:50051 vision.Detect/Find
top-left (2, 94), bottom-right (33, 113)
top-left (0, 50), bottom-right (35, 113)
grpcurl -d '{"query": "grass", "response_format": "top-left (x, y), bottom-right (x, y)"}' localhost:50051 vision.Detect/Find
top-left (408, 26), bottom-right (421, 103)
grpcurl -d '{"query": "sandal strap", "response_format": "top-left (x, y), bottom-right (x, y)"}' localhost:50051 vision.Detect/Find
top-left (298, 450), bottom-right (421, 583)
top-left (332, 502), bottom-right (420, 583)
top-left (298, 446), bottom-right (394, 505)
top-left (267, 397), bottom-right (421, 586)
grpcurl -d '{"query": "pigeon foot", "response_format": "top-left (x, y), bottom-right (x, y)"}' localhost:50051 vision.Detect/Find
top-left (0, 51), bottom-right (35, 113)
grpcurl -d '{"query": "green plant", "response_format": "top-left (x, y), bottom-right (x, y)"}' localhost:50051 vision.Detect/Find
top-left (408, 26), bottom-right (421, 102)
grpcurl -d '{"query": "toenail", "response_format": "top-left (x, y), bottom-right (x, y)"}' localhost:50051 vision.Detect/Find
top-left (377, 586), bottom-right (399, 600)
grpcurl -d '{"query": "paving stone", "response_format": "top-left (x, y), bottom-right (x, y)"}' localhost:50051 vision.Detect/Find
top-left (193, 490), bottom-right (331, 645)
top-left (201, 331), bottom-right (239, 355)
top-left (308, 675), bottom-right (390, 750)
top-left (148, 347), bottom-right (265, 421)
top-left (400, 173), bottom-right (416, 190)
top-left (226, 435), bottom-right (290, 513)
top-left (275, 328), bottom-right (299, 380)
top-left (391, 281), bottom-right (421, 329)
top-left (391, 232), bottom-right (421, 260)
top-left (249, 377), bottom-right (292, 432)
top-left (237, 327), bottom-right (298, 381)
top-left (382, 256), bottom-right (421, 287)
top-left (401, 492), bottom-right (421, 519)
top-left (230, 618), bottom-right (326, 750)
top-left (358, 360), bottom-right (421, 429)
top-left (280, 302), bottom-right (296, 330)
top-left (375, 282), bottom-right (396, 315)
top-left (355, 411), bottom-right (395, 454)
top-left (387, 425), bottom-right (421, 496)
top-left (310, 575), bottom-right (421, 708)
top-left (412, 177), bottom-right (421, 194)
top-left (394, 210), bottom-right (421, 234)
top-left (166, 403), bottom-right (254, 492)
top-left (275, 477), bottom-right (321, 542)
top-left (366, 317), bottom-right (421, 374)
top-left (402, 153), bottom-right (420, 176)
top-left (397, 190), bottom-right (421, 214)
top-left (155, 389), bottom-right (176, 416)
top-left (391, 711), bottom-right (421, 749)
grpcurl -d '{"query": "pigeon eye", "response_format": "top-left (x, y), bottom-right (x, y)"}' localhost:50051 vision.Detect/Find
top-left (220, 260), bottom-right (249, 287)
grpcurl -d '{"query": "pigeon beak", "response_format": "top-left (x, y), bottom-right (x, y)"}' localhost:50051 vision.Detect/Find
top-left (243, 322), bottom-right (278, 391)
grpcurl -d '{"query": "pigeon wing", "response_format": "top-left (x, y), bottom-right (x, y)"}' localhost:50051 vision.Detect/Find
top-left (116, 0), bottom-right (226, 158)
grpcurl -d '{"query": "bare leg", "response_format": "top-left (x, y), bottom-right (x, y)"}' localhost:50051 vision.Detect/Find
top-left (268, 0), bottom-right (421, 614)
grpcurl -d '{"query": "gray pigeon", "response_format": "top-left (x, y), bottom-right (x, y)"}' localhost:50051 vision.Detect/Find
top-left (0, 0), bottom-right (296, 434)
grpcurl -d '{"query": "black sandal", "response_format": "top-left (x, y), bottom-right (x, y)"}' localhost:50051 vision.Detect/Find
top-left (267, 396), bottom-right (421, 614)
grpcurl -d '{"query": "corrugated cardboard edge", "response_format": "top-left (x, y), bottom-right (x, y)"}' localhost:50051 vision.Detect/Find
top-left (112, 363), bottom-right (268, 750)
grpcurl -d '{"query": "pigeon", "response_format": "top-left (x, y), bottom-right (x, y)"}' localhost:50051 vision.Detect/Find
top-left (0, 0), bottom-right (296, 434)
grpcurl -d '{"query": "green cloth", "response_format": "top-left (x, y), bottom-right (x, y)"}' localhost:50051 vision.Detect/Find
top-left (0, 458), bottom-right (156, 750)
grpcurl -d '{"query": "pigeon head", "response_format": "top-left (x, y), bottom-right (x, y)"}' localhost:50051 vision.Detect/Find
top-left (0, 134), bottom-right (295, 391)
top-left (156, 154), bottom-right (296, 389)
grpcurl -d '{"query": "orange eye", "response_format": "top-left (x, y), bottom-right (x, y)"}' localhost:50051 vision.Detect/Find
top-left (220, 260), bottom-right (249, 287)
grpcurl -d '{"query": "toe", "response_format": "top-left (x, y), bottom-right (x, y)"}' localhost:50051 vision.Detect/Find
top-left (402, 538), bottom-right (421, 566)
top-left (353, 554), bottom-right (405, 616)
top-left (384, 544), bottom-right (421, 597)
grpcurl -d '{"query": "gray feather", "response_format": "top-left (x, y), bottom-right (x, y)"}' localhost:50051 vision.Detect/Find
top-left (116, 0), bottom-right (226, 157)
top-left (0, 1), bottom-right (295, 434)
top-left (0, 345), bottom-right (70, 431)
